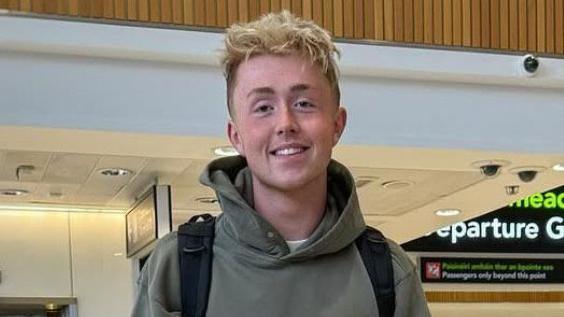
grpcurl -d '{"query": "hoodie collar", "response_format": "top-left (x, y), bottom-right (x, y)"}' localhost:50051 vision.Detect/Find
top-left (199, 156), bottom-right (366, 259)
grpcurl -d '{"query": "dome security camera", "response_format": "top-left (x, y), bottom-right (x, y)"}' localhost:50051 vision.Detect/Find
top-left (509, 166), bottom-right (546, 183)
top-left (520, 54), bottom-right (540, 77)
top-left (517, 170), bottom-right (538, 183)
top-left (472, 160), bottom-right (510, 179)
top-left (480, 164), bottom-right (502, 177)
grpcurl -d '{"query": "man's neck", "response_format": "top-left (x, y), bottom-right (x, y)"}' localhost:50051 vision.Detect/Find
top-left (252, 177), bottom-right (327, 241)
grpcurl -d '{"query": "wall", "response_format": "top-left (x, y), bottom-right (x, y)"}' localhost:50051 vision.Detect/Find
top-left (1, 15), bottom-right (563, 154)
top-left (0, 211), bottom-right (133, 317)
top-left (0, 211), bottom-right (71, 297)
top-left (69, 213), bottom-right (134, 317)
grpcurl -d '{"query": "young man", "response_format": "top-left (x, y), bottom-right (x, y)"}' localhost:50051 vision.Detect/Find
top-left (132, 11), bottom-right (430, 317)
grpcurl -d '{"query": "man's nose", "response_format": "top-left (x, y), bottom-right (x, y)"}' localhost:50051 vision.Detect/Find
top-left (276, 105), bottom-right (299, 135)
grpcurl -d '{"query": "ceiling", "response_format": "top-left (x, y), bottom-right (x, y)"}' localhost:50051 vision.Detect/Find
top-left (1, 126), bottom-right (562, 244)
top-left (0, 149), bottom-right (484, 215)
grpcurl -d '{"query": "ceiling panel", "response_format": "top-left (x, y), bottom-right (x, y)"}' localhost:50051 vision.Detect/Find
top-left (172, 185), bottom-right (218, 211)
top-left (77, 155), bottom-right (148, 198)
top-left (110, 157), bottom-right (194, 207)
top-left (351, 167), bottom-right (484, 216)
top-left (171, 159), bottom-right (210, 187)
top-left (0, 150), bottom-right (51, 182)
top-left (43, 153), bottom-right (100, 184)
top-left (30, 183), bottom-right (81, 203)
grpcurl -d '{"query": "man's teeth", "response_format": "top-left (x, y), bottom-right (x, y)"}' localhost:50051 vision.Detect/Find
top-left (275, 147), bottom-right (304, 156)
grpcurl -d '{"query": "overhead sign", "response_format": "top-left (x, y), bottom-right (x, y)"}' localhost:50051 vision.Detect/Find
top-left (126, 189), bottom-right (157, 257)
top-left (126, 185), bottom-right (172, 258)
top-left (421, 257), bottom-right (564, 284)
top-left (510, 190), bottom-right (564, 210)
top-left (403, 185), bottom-right (564, 253)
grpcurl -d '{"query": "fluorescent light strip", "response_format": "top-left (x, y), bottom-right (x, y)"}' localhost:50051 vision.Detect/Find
top-left (0, 204), bottom-right (125, 213)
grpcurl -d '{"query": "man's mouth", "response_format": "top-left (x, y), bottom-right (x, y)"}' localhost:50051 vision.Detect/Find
top-left (270, 146), bottom-right (310, 156)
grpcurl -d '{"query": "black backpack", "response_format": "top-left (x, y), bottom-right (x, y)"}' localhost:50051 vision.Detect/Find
top-left (177, 214), bottom-right (396, 317)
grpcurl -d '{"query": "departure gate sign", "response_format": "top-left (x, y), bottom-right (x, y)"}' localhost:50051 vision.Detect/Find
top-left (402, 185), bottom-right (564, 253)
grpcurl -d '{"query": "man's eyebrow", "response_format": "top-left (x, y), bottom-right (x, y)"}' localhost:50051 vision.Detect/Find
top-left (290, 84), bottom-right (311, 93)
top-left (247, 87), bottom-right (275, 98)
top-left (247, 84), bottom-right (313, 99)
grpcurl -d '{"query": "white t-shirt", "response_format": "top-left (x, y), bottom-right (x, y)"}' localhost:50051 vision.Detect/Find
top-left (285, 239), bottom-right (308, 253)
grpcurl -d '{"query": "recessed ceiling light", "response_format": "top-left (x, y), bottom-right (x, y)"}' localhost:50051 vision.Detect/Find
top-left (553, 164), bottom-right (564, 172)
top-left (195, 196), bottom-right (218, 204)
top-left (213, 146), bottom-right (239, 157)
top-left (435, 209), bottom-right (461, 217)
top-left (98, 168), bottom-right (132, 177)
top-left (381, 180), bottom-right (413, 189)
top-left (0, 189), bottom-right (29, 196)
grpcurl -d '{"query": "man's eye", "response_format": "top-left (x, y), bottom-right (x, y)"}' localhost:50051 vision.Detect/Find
top-left (255, 104), bottom-right (273, 113)
top-left (295, 101), bottom-right (314, 109)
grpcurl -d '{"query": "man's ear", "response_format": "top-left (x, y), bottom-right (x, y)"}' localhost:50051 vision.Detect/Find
top-left (333, 106), bottom-right (347, 145)
top-left (227, 120), bottom-right (245, 156)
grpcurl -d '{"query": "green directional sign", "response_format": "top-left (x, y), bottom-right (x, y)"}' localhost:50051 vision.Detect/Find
top-left (510, 191), bottom-right (564, 210)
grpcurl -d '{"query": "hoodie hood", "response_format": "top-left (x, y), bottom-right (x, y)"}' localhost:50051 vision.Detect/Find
top-left (199, 156), bottom-right (366, 260)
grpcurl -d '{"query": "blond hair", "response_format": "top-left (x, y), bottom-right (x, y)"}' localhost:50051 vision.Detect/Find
top-left (222, 11), bottom-right (341, 117)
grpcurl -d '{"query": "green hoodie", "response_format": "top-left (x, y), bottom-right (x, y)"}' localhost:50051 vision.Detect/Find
top-left (132, 157), bottom-right (430, 317)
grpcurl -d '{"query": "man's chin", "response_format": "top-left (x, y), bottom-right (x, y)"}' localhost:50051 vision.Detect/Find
top-left (259, 173), bottom-right (326, 193)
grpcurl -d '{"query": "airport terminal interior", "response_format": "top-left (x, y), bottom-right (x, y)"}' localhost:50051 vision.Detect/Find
top-left (0, 1), bottom-right (563, 316)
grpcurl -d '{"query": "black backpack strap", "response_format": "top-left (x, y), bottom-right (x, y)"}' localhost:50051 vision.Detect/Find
top-left (177, 214), bottom-right (216, 317)
top-left (356, 226), bottom-right (396, 317)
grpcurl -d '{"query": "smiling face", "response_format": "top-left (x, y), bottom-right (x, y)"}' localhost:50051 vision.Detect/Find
top-left (227, 54), bottom-right (346, 195)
